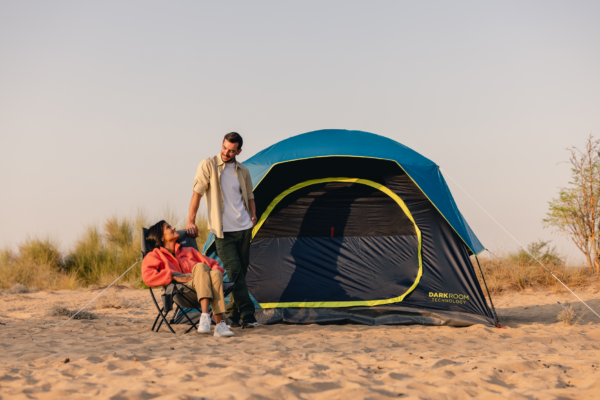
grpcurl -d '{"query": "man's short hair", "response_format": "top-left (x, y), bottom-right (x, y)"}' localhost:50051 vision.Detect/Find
top-left (224, 132), bottom-right (243, 150)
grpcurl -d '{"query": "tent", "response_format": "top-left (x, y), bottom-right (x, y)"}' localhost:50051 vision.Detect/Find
top-left (203, 129), bottom-right (496, 326)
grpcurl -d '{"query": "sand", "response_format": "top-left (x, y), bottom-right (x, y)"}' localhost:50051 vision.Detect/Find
top-left (1, 287), bottom-right (599, 399)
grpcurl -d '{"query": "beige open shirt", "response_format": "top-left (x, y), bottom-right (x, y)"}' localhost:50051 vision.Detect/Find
top-left (193, 155), bottom-right (255, 239)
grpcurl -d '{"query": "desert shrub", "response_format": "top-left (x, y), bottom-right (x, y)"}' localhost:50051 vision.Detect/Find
top-left (97, 291), bottom-right (136, 309)
top-left (557, 303), bottom-right (575, 325)
top-left (18, 237), bottom-right (63, 269)
top-left (7, 283), bottom-right (28, 294)
top-left (556, 303), bottom-right (586, 325)
top-left (0, 238), bottom-right (80, 290)
top-left (508, 240), bottom-right (564, 266)
top-left (65, 213), bottom-right (148, 287)
top-left (66, 226), bottom-right (113, 283)
top-left (104, 216), bottom-right (134, 248)
top-left (474, 242), bottom-right (594, 295)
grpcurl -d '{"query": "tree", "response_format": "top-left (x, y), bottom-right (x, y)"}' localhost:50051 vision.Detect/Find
top-left (544, 135), bottom-right (600, 273)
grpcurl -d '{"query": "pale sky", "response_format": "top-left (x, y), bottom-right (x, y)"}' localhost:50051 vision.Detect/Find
top-left (1, 1), bottom-right (599, 264)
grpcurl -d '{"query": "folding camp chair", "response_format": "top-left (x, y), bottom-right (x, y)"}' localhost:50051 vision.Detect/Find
top-left (141, 228), bottom-right (235, 334)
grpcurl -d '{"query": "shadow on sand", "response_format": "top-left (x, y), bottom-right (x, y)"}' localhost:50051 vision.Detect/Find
top-left (494, 295), bottom-right (600, 327)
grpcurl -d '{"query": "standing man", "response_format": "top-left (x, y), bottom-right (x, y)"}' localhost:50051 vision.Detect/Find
top-left (186, 132), bottom-right (259, 328)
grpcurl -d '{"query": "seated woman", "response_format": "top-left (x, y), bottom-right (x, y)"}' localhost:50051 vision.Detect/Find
top-left (142, 220), bottom-right (234, 337)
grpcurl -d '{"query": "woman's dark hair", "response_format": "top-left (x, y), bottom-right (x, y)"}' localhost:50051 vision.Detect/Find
top-left (146, 220), bottom-right (166, 250)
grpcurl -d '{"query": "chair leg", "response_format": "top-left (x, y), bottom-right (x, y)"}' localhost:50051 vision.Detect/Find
top-left (151, 311), bottom-right (162, 331)
top-left (174, 287), bottom-right (203, 334)
top-left (171, 305), bottom-right (181, 324)
top-left (183, 313), bottom-right (199, 334)
top-left (149, 288), bottom-right (176, 334)
top-left (171, 304), bottom-right (198, 334)
top-left (156, 309), bottom-right (175, 334)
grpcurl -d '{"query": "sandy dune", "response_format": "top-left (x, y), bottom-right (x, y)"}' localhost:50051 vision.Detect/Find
top-left (1, 287), bottom-right (599, 399)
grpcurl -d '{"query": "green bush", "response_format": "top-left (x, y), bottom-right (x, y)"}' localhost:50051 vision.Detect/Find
top-left (508, 239), bottom-right (564, 266)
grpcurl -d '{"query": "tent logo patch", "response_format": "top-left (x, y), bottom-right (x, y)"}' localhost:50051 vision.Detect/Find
top-left (429, 292), bottom-right (469, 304)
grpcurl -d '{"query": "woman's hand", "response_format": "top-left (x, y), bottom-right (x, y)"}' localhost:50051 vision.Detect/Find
top-left (172, 275), bottom-right (193, 283)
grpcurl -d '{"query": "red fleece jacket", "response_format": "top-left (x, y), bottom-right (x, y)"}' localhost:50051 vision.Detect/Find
top-left (141, 243), bottom-right (224, 287)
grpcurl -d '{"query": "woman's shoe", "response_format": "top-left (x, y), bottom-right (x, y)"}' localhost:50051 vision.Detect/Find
top-left (197, 313), bottom-right (211, 334)
top-left (214, 321), bottom-right (235, 337)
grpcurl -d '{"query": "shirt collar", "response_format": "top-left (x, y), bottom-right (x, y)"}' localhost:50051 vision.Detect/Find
top-left (216, 154), bottom-right (239, 169)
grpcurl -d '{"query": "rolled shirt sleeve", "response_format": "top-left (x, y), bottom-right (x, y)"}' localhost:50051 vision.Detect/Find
top-left (192, 159), bottom-right (210, 195)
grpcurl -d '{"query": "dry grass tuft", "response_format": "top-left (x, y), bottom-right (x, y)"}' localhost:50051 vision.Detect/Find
top-left (593, 275), bottom-right (600, 292)
top-left (65, 217), bottom-right (144, 287)
top-left (0, 238), bottom-right (81, 290)
top-left (97, 292), bottom-right (136, 309)
top-left (474, 248), bottom-right (595, 295)
top-left (7, 283), bottom-right (28, 294)
top-left (557, 304), bottom-right (575, 325)
top-left (47, 304), bottom-right (97, 320)
top-left (556, 303), bottom-right (585, 326)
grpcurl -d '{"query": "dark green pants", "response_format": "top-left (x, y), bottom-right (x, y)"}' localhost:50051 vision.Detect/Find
top-left (215, 228), bottom-right (255, 319)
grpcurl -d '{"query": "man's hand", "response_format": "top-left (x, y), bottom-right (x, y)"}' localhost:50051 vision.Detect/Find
top-left (172, 275), bottom-right (193, 283)
top-left (186, 221), bottom-right (198, 238)
top-left (187, 191), bottom-right (202, 238)
top-left (249, 199), bottom-right (257, 227)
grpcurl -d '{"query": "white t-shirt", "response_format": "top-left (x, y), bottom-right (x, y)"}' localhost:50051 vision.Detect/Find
top-left (220, 162), bottom-right (253, 232)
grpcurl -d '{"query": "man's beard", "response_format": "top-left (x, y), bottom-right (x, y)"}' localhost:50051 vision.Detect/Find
top-left (221, 154), bottom-right (236, 163)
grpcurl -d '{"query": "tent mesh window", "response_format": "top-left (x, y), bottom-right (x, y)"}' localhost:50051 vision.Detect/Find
top-left (254, 157), bottom-right (405, 209)
top-left (255, 181), bottom-right (416, 238)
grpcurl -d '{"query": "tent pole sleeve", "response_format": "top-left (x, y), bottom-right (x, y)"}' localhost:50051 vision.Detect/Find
top-left (474, 254), bottom-right (500, 327)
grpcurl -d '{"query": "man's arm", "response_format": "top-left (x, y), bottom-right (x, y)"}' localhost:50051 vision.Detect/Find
top-left (243, 167), bottom-right (257, 226)
top-left (186, 191), bottom-right (202, 237)
top-left (188, 159), bottom-right (210, 238)
top-left (249, 198), bottom-right (257, 227)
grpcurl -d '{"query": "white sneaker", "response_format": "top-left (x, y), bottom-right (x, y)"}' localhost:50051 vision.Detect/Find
top-left (197, 313), bottom-right (211, 334)
top-left (214, 321), bottom-right (235, 337)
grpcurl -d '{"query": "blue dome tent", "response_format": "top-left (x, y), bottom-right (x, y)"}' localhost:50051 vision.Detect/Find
top-left (204, 129), bottom-right (495, 326)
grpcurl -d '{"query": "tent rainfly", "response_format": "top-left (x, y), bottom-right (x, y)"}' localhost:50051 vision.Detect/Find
top-left (203, 129), bottom-right (496, 326)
